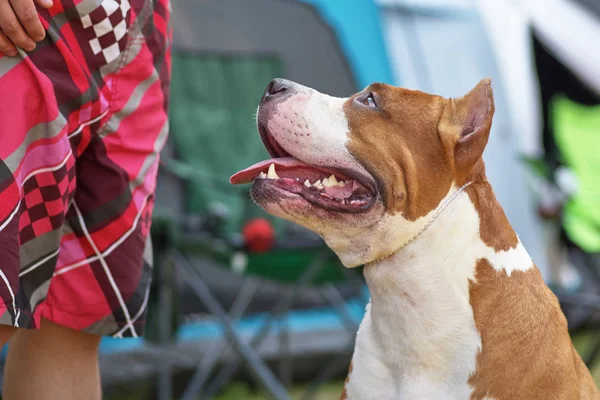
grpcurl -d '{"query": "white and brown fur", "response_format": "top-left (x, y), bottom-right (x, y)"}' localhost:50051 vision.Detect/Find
top-left (250, 79), bottom-right (599, 399)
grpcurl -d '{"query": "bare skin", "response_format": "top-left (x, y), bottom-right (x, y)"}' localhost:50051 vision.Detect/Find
top-left (0, 319), bottom-right (102, 400)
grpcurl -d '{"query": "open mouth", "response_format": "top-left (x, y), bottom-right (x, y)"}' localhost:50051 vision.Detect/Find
top-left (230, 126), bottom-right (376, 213)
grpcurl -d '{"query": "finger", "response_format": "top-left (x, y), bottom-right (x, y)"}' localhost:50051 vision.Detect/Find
top-left (0, 1), bottom-right (36, 51)
top-left (10, 0), bottom-right (45, 42)
top-left (34, 0), bottom-right (52, 8)
top-left (0, 31), bottom-right (17, 56)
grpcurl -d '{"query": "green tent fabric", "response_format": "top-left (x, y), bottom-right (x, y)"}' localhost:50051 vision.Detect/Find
top-left (168, 52), bottom-right (286, 235)
top-left (552, 96), bottom-right (600, 252)
top-left (167, 52), bottom-right (347, 283)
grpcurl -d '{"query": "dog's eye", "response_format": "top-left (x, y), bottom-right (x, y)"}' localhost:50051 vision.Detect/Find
top-left (359, 92), bottom-right (378, 108)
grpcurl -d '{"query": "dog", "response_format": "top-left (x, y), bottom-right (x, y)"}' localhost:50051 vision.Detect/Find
top-left (230, 78), bottom-right (600, 399)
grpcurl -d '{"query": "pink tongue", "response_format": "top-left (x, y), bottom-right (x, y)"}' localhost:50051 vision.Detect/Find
top-left (230, 157), bottom-right (306, 184)
top-left (324, 181), bottom-right (357, 199)
top-left (230, 158), bottom-right (358, 200)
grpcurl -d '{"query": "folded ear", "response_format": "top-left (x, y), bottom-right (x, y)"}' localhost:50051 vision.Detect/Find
top-left (438, 78), bottom-right (495, 181)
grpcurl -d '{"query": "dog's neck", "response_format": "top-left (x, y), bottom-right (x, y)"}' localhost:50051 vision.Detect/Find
top-left (350, 182), bottom-right (533, 399)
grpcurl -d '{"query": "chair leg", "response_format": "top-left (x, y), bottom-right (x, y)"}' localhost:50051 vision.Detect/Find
top-left (157, 247), bottom-right (177, 400)
top-left (176, 257), bottom-right (291, 400)
top-left (277, 313), bottom-right (293, 388)
top-left (300, 347), bottom-right (354, 400)
top-left (180, 279), bottom-right (260, 400)
top-left (295, 284), bottom-right (360, 400)
top-left (203, 251), bottom-right (330, 397)
top-left (320, 284), bottom-right (360, 332)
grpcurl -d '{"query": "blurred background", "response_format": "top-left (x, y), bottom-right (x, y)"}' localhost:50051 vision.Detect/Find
top-left (25, 0), bottom-right (600, 398)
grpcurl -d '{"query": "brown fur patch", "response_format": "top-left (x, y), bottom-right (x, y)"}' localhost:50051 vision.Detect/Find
top-left (345, 84), bottom-right (452, 220)
top-left (469, 259), bottom-right (599, 399)
top-left (345, 80), bottom-right (494, 222)
top-left (466, 181), bottom-right (518, 251)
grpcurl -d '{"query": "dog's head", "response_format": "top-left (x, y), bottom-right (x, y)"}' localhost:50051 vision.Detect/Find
top-left (231, 79), bottom-right (494, 267)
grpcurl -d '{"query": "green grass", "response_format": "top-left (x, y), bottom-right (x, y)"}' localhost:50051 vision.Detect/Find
top-left (214, 382), bottom-right (344, 400)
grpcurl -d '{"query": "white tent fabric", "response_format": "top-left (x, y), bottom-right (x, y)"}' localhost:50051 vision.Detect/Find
top-left (476, 0), bottom-right (542, 158)
top-left (479, 0), bottom-right (600, 156)
top-left (525, 0), bottom-right (600, 97)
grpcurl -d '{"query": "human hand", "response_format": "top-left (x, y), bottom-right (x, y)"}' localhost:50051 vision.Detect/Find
top-left (0, 0), bottom-right (53, 56)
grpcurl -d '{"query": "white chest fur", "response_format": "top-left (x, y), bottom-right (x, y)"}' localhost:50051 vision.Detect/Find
top-left (345, 190), bottom-right (531, 400)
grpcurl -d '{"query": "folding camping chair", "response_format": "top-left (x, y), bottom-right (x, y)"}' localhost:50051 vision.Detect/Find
top-left (151, 148), bottom-right (365, 400)
top-left (148, 51), bottom-right (366, 399)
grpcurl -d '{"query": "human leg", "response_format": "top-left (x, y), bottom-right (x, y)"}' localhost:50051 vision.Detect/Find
top-left (3, 318), bottom-right (101, 400)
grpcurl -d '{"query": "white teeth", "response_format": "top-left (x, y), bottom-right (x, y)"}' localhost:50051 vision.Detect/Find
top-left (321, 174), bottom-right (348, 188)
top-left (297, 175), bottom-right (348, 189)
top-left (259, 172), bottom-right (267, 179)
top-left (267, 163), bottom-right (280, 179)
top-left (322, 174), bottom-right (338, 188)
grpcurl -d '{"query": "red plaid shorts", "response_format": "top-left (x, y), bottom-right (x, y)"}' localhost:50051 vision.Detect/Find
top-left (0, 0), bottom-right (171, 337)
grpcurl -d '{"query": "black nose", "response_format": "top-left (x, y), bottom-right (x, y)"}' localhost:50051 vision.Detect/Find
top-left (261, 79), bottom-right (290, 104)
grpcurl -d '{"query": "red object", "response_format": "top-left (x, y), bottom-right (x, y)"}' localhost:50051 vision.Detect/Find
top-left (243, 218), bottom-right (275, 253)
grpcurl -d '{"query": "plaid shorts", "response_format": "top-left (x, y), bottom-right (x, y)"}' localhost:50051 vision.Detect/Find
top-left (0, 0), bottom-right (171, 337)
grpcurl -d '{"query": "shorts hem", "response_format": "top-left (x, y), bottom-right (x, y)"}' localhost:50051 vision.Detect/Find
top-left (0, 303), bottom-right (146, 337)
